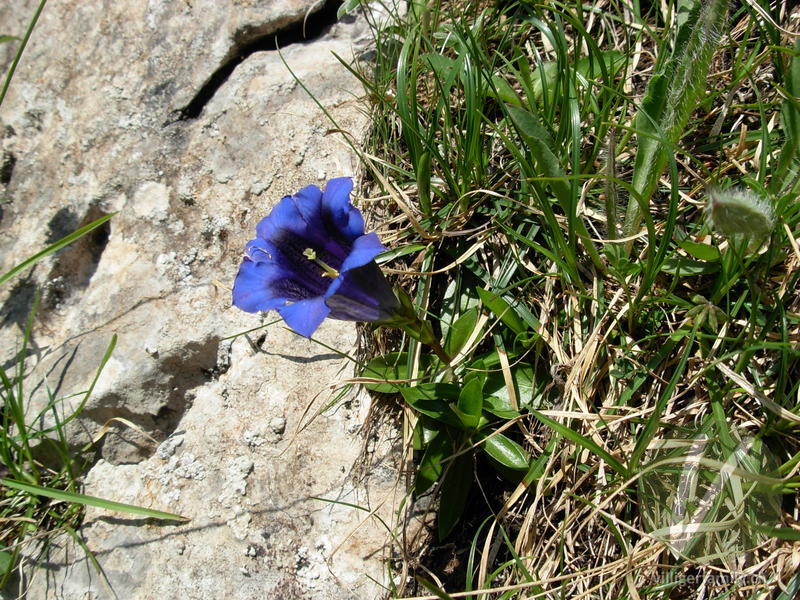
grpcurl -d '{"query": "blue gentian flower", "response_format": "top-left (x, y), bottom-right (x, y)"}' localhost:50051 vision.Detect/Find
top-left (232, 177), bottom-right (400, 338)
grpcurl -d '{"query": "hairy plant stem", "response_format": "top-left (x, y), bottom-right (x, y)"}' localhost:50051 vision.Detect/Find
top-left (622, 0), bottom-right (729, 253)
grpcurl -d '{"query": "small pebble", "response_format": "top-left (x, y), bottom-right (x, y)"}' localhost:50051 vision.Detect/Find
top-left (243, 429), bottom-right (265, 447)
top-left (268, 417), bottom-right (286, 435)
top-left (156, 434), bottom-right (184, 460)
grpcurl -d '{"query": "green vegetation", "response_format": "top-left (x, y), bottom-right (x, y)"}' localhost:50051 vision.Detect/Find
top-left (341, 0), bottom-right (800, 597)
top-left (3, 0), bottom-right (800, 597)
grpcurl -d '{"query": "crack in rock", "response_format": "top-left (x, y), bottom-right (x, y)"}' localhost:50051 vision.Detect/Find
top-left (173, 0), bottom-right (344, 122)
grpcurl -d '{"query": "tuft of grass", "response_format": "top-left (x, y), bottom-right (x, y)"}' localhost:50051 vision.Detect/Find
top-left (0, 3), bottom-right (186, 594)
top-left (340, 0), bottom-right (800, 597)
top-left (0, 218), bottom-right (188, 593)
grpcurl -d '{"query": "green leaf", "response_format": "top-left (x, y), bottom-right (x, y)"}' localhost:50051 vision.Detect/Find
top-left (660, 256), bottom-right (719, 276)
top-left (416, 150), bottom-right (432, 215)
top-left (776, 572), bottom-right (800, 600)
top-left (530, 410), bottom-right (627, 477)
top-left (622, 0), bottom-right (730, 240)
top-left (1, 478), bottom-right (188, 521)
top-left (415, 431), bottom-right (451, 495)
top-left (361, 352), bottom-right (423, 393)
top-left (629, 326), bottom-right (696, 471)
top-left (484, 365), bottom-right (538, 409)
top-left (416, 576), bottom-right (457, 600)
top-left (445, 306), bottom-right (480, 357)
top-left (480, 432), bottom-right (529, 471)
top-left (482, 395), bottom-right (520, 420)
top-left (0, 213), bottom-right (115, 286)
top-left (524, 438), bottom-right (557, 484)
top-left (413, 416), bottom-right (441, 451)
top-left (56, 334), bottom-right (117, 431)
top-left (400, 384), bottom-right (464, 429)
top-left (455, 376), bottom-right (483, 429)
top-left (677, 239), bottom-right (720, 261)
top-left (527, 51), bottom-right (625, 104)
top-left (0, 35), bottom-right (19, 45)
top-left (628, 69), bottom-right (670, 202)
top-left (504, 103), bottom-right (570, 207)
top-left (486, 75), bottom-right (521, 106)
top-left (774, 38), bottom-right (800, 189)
top-left (336, 0), bottom-right (363, 19)
top-left (476, 288), bottom-right (528, 336)
top-left (0, 0), bottom-right (46, 110)
top-left (438, 454), bottom-right (473, 540)
top-left (422, 53), bottom-right (463, 98)
top-left (751, 524), bottom-right (800, 541)
top-left (376, 243), bottom-right (427, 264)
top-left (0, 550), bottom-right (13, 573)
top-left (504, 103), bottom-right (605, 272)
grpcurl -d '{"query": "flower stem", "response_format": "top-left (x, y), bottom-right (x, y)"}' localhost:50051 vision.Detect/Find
top-left (426, 337), bottom-right (452, 366)
top-left (387, 287), bottom-right (452, 365)
top-left (395, 317), bottom-right (452, 366)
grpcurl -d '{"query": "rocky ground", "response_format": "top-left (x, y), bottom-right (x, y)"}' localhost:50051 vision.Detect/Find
top-left (0, 1), bottom-right (403, 598)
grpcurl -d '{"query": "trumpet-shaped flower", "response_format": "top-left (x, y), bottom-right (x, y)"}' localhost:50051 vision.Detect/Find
top-left (232, 177), bottom-right (400, 338)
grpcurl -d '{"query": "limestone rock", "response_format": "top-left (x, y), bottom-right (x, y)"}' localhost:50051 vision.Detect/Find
top-left (0, 2), bottom-right (398, 599)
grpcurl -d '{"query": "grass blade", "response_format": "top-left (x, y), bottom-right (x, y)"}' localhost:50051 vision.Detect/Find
top-left (0, 0), bottom-right (47, 109)
top-left (773, 38), bottom-right (800, 192)
top-left (531, 410), bottom-right (627, 477)
top-left (629, 326), bottom-right (698, 472)
top-left (1, 478), bottom-right (188, 522)
top-left (0, 212), bottom-right (115, 286)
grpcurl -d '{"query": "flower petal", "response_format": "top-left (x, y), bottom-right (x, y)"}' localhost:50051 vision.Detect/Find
top-left (339, 232), bottom-right (385, 274)
top-left (292, 185), bottom-right (325, 226)
top-left (256, 185), bottom-right (323, 242)
top-left (324, 262), bottom-right (399, 322)
top-left (277, 296), bottom-right (331, 338)
top-left (322, 177), bottom-right (365, 241)
top-left (257, 184), bottom-right (355, 268)
top-left (232, 258), bottom-right (289, 313)
top-left (245, 238), bottom-right (278, 263)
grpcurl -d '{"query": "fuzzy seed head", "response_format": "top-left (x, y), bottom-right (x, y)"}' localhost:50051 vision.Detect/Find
top-left (705, 188), bottom-right (775, 238)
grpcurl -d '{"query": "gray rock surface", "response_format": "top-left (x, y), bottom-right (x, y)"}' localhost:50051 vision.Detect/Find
top-left (0, 2), bottom-right (402, 599)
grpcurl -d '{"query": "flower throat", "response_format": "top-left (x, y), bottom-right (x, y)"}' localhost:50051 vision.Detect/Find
top-left (302, 248), bottom-right (340, 278)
